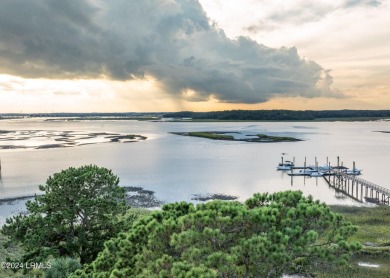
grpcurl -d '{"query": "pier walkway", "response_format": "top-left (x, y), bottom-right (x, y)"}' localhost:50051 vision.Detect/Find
top-left (323, 170), bottom-right (390, 205)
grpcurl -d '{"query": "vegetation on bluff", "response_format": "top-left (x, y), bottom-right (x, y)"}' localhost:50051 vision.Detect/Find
top-left (74, 191), bottom-right (360, 277)
top-left (2, 165), bottom-right (390, 277)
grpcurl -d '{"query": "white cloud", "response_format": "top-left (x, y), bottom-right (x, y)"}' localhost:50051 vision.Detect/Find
top-left (199, 0), bottom-right (390, 94)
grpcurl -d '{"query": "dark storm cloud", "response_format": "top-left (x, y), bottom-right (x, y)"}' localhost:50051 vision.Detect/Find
top-left (0, 0), bottom-right (342, 103)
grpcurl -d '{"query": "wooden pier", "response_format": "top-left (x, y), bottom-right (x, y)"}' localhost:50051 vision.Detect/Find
top-left (280, 156), bottom-right (390, 205)
top-left (323, 170), bottom-right (390, 205)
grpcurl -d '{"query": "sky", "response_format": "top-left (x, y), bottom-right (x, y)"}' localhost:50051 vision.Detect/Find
top-left (0, 0), bottom-right (389, 113)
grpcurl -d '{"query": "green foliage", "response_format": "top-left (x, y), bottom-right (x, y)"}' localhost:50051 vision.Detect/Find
top-left (0, 233), bottom-right (23, 263)
top-left (74, 191), bottom-right (360, 277)
top-left (0, 234), bottom-right (24, 278)
top-left (45, 257), bottom-right (81, 278)
top-left (1, 165), bottom-right (127, 264)
top-left (115, 207), bottom-right (152, 232)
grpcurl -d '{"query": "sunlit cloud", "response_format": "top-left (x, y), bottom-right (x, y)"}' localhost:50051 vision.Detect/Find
top-left (199, 0), bottom-right (390, 99)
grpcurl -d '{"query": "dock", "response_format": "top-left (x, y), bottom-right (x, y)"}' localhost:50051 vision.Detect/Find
top-left (324, 170), bottom-right (390, 205)
top-left (280, 156), bottom-right (390, 206)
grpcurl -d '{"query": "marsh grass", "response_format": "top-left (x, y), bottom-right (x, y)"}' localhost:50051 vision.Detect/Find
top-left (188, 132), bottom-right (234, 140)
top-left (185, 131), bottom-right (301, 142)
top-left (330, 205), bottom-right (390, 245)
top-left (316, 253), bottom-right (390, 278)
top-left (257, 133), bottom-right (300, 142)
top-left (315, 205), bottom-right (390, 277)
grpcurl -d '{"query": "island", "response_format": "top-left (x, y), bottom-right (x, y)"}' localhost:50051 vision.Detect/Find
top-left (170, 131), bottom-right (301, 142)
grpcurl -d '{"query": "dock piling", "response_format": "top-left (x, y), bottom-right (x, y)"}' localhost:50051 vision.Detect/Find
top-left (324, 170), bottom-right (390, 205)
top-left (286, 156), bottom-right (390, 206)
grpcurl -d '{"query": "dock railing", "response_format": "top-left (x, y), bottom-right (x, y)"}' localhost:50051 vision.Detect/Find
top-left (332, 170), bottom-right (390, 196)
top-left (330, 169), bottom-right (390, 205)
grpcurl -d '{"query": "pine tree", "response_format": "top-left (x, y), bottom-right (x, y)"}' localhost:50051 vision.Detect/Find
top-left (74, 191), bottom-right (361, 277)
top-left (1, 165), bottom-right (127, 264)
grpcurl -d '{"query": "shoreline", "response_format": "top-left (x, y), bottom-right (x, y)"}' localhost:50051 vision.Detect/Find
top-left (0, 195), bottom-right (41, 204)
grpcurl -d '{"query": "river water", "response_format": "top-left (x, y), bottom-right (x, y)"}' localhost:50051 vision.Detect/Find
top-left (0, 118), bottom-right (389, 208)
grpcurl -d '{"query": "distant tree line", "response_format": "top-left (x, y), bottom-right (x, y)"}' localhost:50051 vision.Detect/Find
top-left (2, 110), bottom-right (390, 121)
top-left (163, 110), bottom-right (390, 121)
top-left (0, 112), bottom-right (162, 118)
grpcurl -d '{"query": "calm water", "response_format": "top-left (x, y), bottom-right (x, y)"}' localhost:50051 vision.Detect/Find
top-left (0, 118), bottom-right (389, 206)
